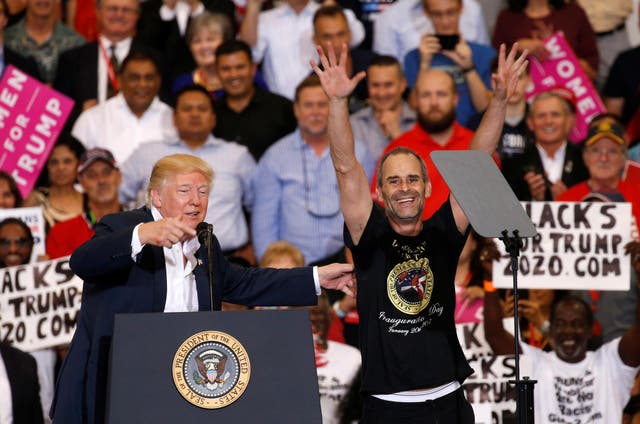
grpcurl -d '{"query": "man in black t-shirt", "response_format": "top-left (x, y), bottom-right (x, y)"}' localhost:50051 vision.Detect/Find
top-left (311, 42), bottom-right (528, 423)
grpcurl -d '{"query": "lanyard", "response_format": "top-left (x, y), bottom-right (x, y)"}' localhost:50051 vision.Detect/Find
top-left (98, 38), bottom-right (119, 93)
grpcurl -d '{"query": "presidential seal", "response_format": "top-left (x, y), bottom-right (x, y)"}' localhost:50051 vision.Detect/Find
top-left (172, 331), bottom-right (251, 409)
top-left (387, 258), bottom-right (434, 315)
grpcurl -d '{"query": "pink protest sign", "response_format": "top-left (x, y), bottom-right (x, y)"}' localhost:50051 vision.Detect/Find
top-left (0, 66), bottom-right (74, 198)
top-left (526, 32), bottom-right (605, 143)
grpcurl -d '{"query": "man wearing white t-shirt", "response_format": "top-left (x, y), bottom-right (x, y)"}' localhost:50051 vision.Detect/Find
top-left (483, 256), bottom-right (640, 424)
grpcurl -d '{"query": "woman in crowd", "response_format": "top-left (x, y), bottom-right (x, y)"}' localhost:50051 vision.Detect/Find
top-left (492, 0), bottom-right (599, 80)
top-left (172, 11), bottom-right (268, 98)
top-left (24, 133), bottom-right (85, 231)
top-left (0, 171), bottom-right (22, 209)
top-left (171, 12), bottom-right (234, 97)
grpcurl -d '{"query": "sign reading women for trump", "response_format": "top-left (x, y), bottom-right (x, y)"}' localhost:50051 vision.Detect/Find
top-left (493, 202), bottom-right (632, 291)
top-left (526, 32), bottom-right (605, 143)
top-left (0, 66), bottom-right (73, 198)
top-left (0, 257), bottom-right (82, 351)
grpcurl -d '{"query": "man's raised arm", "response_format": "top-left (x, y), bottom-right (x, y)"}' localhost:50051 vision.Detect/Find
top-left (469, 43), bottom-right (529, 155)
top-left (451, 43), bottom-right (529, 232)
top-left (311, 44), bottom-right (372, 245)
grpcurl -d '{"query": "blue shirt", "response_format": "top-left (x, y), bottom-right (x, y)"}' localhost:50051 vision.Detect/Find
top-left (404, 42), bottom-right (496, 127)
top-left (251, 129), bottom-right (375, 264)
top-left (119, 135), bottom-right (256, 251)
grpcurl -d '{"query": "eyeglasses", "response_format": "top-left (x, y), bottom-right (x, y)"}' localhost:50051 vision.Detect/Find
top-left (301, 148), bottom-right (341, 218)
top-left (0, 237), bottom-right (32, 249)
top-left (428, 7), bottom-right (461, 21)
top-left (103, 5), bottom-right (138, 15)
top-left (585, 147), bottom-right (623, 157)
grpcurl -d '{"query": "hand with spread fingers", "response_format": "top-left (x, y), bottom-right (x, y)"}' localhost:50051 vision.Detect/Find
top-left (311, 43), bottom-right (366, 100)
top-left (492, 42), bottom-right (529, 103)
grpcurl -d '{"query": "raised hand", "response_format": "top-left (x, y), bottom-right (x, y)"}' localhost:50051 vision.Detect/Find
top-left (492, 43), bottom-right (529, 103)
top-left (311, 43), bottom-right (365, 100)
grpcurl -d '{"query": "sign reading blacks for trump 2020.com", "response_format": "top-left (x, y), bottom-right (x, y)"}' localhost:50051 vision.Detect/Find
top-left (0, 65), bottom-right (73, 199)
top-left (493, 202), bottom-right (632, 291)
top-left (0, 257), bottom-right (82, 352)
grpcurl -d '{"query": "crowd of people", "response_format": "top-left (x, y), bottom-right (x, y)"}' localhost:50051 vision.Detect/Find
top-left (1, 0), bottom-right (640, 422)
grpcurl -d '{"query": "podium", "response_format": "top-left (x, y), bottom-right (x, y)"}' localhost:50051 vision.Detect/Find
top-left (106, 309), bottom-right (322, 423)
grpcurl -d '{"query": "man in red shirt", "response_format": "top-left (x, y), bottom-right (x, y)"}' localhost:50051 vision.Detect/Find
top-left (46, 148), bottom-right (124, 258)
top-left (370, 68), bottom-right (476, 219)
top-left (557, 121), bottom-right (640, 229)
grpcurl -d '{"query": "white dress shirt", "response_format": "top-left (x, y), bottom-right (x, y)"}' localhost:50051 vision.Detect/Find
top-left (72, 93), bottom-right (177, 164)
top-left (159, 2), bottom-right (205, 35)
top-left (373, 0), bottom-right (489, 64)
top-left (252, 1), bottom-right (365, 100)
top-left (536, 141), bottom-right (568, 184)
top-left (97, 35), bottom-right (133, 103)
top-left (131, 206), bottom-right (200, 312)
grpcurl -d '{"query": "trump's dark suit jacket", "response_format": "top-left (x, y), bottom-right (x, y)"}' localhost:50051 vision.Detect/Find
top-left (50, 207), bottom-right (317, 424)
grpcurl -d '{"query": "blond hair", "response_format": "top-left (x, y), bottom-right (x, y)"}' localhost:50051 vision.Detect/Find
top-left (147, 154), bottom-right (213, 205)
top-left (260, 241), bottom-right (305, 267)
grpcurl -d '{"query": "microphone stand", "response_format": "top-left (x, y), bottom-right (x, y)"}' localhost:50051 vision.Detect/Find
top-left (206, 225), bottom-right (215, 312)
top-left (500, 229), bottom-right (536, 424)
top-left (199, 223), bottom-right (215, 312)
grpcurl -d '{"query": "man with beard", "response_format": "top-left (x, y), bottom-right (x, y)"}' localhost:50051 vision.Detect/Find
top-left (370, 68), bottom-right (475, 220)
top-left (46, 148), bottom-right (124, 259)
top-left (312, 42), bottom-right (528, 422)
top-left (484, 287), bottom-right (640, 423)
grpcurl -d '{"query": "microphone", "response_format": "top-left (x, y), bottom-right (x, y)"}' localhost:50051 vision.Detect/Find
top-left (196, 221), bottom-right (215, 311)
top-left (196, 222), bottom-right (212, 244)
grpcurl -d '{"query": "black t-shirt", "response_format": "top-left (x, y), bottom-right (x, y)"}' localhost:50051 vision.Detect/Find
top-left (466, 109), bottom-right (532, 160)
top-left (213, 87), bottom-right (297, 161)
top-left (346, 201), bottom-right (473, 394)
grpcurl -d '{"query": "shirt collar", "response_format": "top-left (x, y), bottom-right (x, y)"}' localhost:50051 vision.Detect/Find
top-left (410, 121), bottom-right (465, 147)
top-left (536, 140), bottom-right (568, 160)
top-left (281, 1), bottom-right (316, 16)
top-left (168, 134), bottom-right (223, 147)
top-left (113, 93), bottom-right (162, 117)
top-left (99, 34), bottom-right (133, 51)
